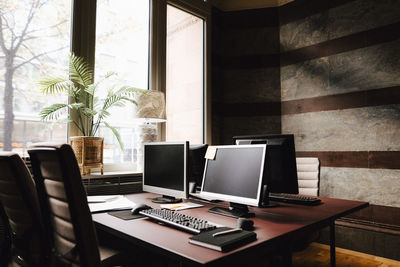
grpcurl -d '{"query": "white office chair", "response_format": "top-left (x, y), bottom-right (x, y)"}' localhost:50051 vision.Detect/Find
top-left (296, 157), bottom-right (320, 196)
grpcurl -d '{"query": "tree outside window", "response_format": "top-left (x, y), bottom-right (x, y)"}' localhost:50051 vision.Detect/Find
top-left (0, 0), bottom-right (70, 155)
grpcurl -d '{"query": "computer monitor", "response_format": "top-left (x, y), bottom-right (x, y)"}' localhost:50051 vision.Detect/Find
top-left (188, 144), bottom-right (208, 191)
top-left (233, 134), bottom-right (299, 206)
top-left (200, 144), bottom-right (266, 218)
top-left (143, 142), bottom-right (188, 203)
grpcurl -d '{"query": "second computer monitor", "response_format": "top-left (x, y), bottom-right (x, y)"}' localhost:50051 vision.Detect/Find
top-left (143, 142), bottom-right (188, 203)
top-left (200, 145), bottom-right (266, 218)
top-left (233, 134), bottom-right (299, 195)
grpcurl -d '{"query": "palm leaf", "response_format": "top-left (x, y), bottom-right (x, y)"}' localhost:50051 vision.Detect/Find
top-left (40, 103), bottom-right (68, 121)
top-left (103, 121), bottom-right (124, 150)
top-left (117, 86), bottom-right (147, 97)
top-left (69, 53), bottom-right (93, 88)
top-left (102, 94), bottom-right (126, 111)
top-left (69, 103), bottom-right (85, 109)
top-left (38, 77), bottom-right (71, 94)
top-left (81, 108), bottom-right (97, 118)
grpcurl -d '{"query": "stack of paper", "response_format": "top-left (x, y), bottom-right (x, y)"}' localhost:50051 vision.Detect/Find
top-left (88, 195), bottom-right (136, 213)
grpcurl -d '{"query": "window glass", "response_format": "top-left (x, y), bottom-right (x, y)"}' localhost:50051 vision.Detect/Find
top-left (95, 0), bottom-right (150, 163)
top-left (0, 0), bottom-right (70, 156)
top-left (166, 5), bottom-right (204, 144)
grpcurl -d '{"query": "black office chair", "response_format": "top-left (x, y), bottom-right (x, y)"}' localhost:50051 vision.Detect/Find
top-left (28, 143), bottom-right (132, 267)
top-left (0, 203), bottom-right (11, 266)
top-left (0, 152), bottom-right (49, 266)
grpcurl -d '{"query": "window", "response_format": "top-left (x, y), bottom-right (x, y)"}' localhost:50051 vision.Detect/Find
top-left (165, 4), bottom-right (205, 144)
top-left (0, 0), bottom-right (70, 156)
top-left (95, 0), bottom-right (150, 163)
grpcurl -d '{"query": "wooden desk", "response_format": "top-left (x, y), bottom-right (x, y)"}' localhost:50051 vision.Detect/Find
top-left (92, 193), bottom-right (368, 267)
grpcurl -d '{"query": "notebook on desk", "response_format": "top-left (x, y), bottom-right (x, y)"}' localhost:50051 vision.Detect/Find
top-left (189, 227), bottom-right (257, 252)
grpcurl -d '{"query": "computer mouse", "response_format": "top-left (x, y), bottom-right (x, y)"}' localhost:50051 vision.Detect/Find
top-left (237, 217), bottom-right (254, 231)
top-left (131, 203), bottom-right (152, 215)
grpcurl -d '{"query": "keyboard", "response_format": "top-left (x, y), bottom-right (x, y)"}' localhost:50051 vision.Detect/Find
top-left (269, 193), bottom-right (321, 205)
top-left (139, 209), bottom-right (220, 234)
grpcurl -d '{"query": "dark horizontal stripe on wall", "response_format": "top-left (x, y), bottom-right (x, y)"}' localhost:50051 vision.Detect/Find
top-left (213, 7), bottom-right (279, 29)
top-left (279, 0), bottom-right (358, 26)
top-left (213, 102), bottom-right (281, 117)
top-left (213, 53), bottom-right (280, 69)
top-left (282, 86), bottom-right (400, 115)
top-left (338, 204), bottom-right (400, 235)
top-left (281, 21), bottom-right (400, 66)
top-left (296, 151), bottom-right (400, 169)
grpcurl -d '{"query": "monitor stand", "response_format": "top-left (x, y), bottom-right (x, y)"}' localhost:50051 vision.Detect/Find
top-left (260, 185), bottom-right (279, 208)
top-left (151, 195), bottom-right (182, 204)
top-left (260, 198), bottom-right (279, 208)
top-left (208, 203), bottom-right (255, 218)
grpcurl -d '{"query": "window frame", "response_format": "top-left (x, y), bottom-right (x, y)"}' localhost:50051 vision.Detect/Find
top-left (69, 0), bottom-right (211, 170)
top-left (150, 0), bottom-right (211, 144)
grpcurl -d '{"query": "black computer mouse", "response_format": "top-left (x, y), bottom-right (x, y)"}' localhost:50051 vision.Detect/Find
top-left (237, 218), bottom-right (254, 231)
top-left (131, 203), bottom-right (152, 214)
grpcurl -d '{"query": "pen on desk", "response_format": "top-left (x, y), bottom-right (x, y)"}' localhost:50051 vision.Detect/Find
top-left (212, 228), bottom-right (241, 237)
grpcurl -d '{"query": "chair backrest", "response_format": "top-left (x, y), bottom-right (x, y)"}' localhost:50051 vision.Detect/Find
top-left (296, 157), bottom-right (320, 196)
top-left (0, 203), bottom-right (11, 266)
top-left (28, 143), bottom-right (101, 267)
top-left (0, 152), bottom-right (46, 266)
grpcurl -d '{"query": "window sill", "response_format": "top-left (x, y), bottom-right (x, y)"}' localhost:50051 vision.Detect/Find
top-left (82, 162), bottom-right (142, 179)
top-left (83, 171), bottom-right (142, 179)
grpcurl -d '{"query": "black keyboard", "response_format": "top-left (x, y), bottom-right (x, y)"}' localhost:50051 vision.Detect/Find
top-left (269, 193), bottom-right (321, 205)
top-left (139, 209), bottom-right (220, 234)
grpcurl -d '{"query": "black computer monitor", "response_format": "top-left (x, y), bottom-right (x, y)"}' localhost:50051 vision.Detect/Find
top-left (200, 145), bottom-right (267, 218)
top-left (143, 142), bottom-right (188, 203)
top-left (188, 144), bottom-right (208, 191)
top-left (233, 134), bottom-right (299, 206)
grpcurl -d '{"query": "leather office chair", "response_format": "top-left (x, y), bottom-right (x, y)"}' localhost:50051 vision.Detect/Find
top-left (292, 157), bottom-right (320, 252)
top-left (0, 152), bottom-right (48, 267)
top-left (0, 203), bottom-right (11, 266)
top-left (28, 143), bottom-right (129, 267)
top-left (296, 157), bottom-right (320, 196)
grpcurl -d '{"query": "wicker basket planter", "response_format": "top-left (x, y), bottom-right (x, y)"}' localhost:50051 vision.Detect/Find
top-left (69, 136), bottom-right (104, 175)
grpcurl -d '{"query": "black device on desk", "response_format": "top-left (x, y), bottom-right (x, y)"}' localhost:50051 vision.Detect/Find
top-left (200, 145), bottom-right (267, 218)
top-left (233, 134), bottom-right (302, 206)
top-left (143, 142), bottom-right (189, 203)
top-left (268, 192), bottom-right (321, 205)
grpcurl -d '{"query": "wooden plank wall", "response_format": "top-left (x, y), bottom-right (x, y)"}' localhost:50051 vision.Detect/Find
top-left (211, 0), bottom-right (400, 260)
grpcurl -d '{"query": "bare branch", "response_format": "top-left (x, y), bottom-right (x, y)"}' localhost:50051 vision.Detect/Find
top-left (13, 45), bottom-right (69, 70)
top-left (25, 19), bottom-right (68, 36)
top-left (0, 16), bottom-right (10, 53)
top-left (13, 0), bottom-right (37, 53)
top-left (0, 14), bottom-right (17, 50)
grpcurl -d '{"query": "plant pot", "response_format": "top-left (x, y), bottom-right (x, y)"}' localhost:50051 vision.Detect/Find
top-left (69, 136), bottom-right (104, 175)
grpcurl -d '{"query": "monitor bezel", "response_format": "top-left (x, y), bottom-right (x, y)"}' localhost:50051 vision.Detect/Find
top-left (142, 141), bottom-right (189, 200)
top-left (199, 144), bottom-right (266, 207)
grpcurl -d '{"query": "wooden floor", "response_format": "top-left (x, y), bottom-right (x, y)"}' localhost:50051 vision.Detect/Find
top-left (292, 243), bottom-right (400, 267)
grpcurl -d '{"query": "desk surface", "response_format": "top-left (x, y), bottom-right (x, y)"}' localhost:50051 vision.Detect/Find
top-left (92, 193), bottom-right (368, 266)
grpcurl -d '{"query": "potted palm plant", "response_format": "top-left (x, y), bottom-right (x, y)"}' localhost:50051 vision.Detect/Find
top-left (38, 54), bottom-right (145, 175)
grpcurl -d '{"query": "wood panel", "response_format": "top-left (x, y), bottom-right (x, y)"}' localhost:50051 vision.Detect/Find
top-left (296, 151), bottom-right (400, 169)
top-left (280, 21), bottom-right (400, 66)
top-left (281, 86), bottom-right (400, 115)
top-left (337, 204), bottom-right (400, 235)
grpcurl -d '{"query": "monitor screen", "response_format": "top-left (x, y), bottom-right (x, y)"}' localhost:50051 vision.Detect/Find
top-left (200, 145), bottom-right (266, 207)
top-left (143, 142), bottom-right (188, 200)
top-left (233, 134), bottom-right (299, 194)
